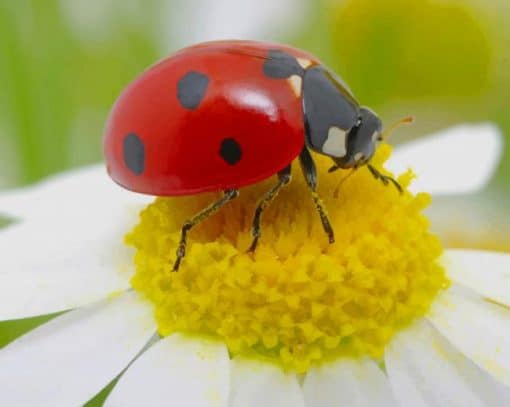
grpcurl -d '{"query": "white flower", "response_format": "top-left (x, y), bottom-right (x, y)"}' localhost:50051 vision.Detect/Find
top-left (0, 123), bottom-right (509, 406)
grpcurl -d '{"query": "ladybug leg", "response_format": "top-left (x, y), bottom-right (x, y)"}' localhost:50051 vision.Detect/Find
top-left (299, 147), bottom-right (335, 244)
top-left (173, 189), bottom-right (239, 271)
top-left (367, 164), bottom-right (403, 194)
top-left (247, 165), bottom-right (292, 253)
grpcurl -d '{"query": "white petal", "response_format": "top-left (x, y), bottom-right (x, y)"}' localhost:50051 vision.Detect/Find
top-left (388, 123), bottom-right (503, 195)
top-left (229, 358), bottom-right (304, 407)
top-left (0, 291), bottom-right (156, 406)
top-left (443, 249), bottom-right (510, 307)
top-left (0, 207), bottom-right (136, 320)
top-left (0, 164), bottom-right (151, 221)
top-left (428, 286), bottom-right (510, 386)
top-left (423, 195), bottom-right (510, 254)
top-left (303, 358), bottom-right (396, 407)
top-left (386, 319), bottom-right (510, 407)
top-left (106, 334), bottom-right (229, 407)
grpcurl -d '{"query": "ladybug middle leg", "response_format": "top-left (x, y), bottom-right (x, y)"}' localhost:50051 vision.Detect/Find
top-left (173, 189), bottom-right (239, 271)
top-left (367, 164), bottom-right (403, 193)
top-left (247, 165), bottom-right (292, 253)
top-left (299, 147), bottom-right (335, 244)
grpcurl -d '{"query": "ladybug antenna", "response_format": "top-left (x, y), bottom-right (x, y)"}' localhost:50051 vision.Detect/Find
top-left (380, 115), bottom-right (414, 141)
top-left (332, 168), bottom-right (357, 198)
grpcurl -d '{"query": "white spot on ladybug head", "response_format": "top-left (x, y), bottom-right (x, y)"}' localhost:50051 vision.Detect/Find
top-left (287, 75), bottom-right (302, 97)
top-left (297, 57), bottom-right (312, 69)
top-left (322, 126), bottom-right (347, 157)
top-left (354, 152), bottom-right (364, 162)
top-left (372, 131), bottom-right (382, 144)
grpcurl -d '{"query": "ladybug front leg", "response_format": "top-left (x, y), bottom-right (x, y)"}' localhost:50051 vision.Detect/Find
top-left (299, 147), bottom-right (335, 244)
top-left (247, 165), bottom-right (292, 253)
top-left (367, 164), bottom-right (403, 193)
top-left (173, 189), bottom-right (239, 271)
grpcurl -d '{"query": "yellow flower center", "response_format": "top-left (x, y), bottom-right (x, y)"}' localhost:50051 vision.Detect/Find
top-left (126, 145), bottom-right (448, 373)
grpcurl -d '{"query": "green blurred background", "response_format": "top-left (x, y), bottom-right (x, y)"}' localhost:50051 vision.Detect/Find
top-left (1, 0), bottom-right (509, 247)
top-left (1, 0), bottom-right (509, 185)
top-left (0, 1), bottom-right (509, 403)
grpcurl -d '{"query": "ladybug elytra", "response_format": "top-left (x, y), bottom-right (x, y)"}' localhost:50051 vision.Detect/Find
top-left (104, 40), bottom-right (405, 271)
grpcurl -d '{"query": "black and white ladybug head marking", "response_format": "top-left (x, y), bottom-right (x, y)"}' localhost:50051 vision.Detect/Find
top-left (263, 53), bottom-right (383, 170)
top-left (301, 65), bottom-right (382, 169)
top-left (303, 66), bottom-right (359, 157)
top-left (330, 107), bottom-right (382, 169)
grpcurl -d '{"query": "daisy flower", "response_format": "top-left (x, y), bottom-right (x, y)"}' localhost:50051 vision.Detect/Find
top-left (0, 123), bottom-right (509, 406)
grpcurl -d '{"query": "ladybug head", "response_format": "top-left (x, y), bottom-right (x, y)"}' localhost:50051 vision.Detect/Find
top-left (329, 107), bottom-right (382, 171)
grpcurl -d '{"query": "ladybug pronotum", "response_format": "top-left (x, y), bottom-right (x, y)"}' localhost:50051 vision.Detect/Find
top-left (104, 40), bottom-right (405, 271)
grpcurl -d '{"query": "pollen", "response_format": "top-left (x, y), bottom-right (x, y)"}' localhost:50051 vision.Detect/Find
top-left (126, 144), bottom-right (448, 373)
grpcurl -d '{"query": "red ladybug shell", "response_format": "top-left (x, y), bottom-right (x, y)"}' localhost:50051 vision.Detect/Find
top-left (104, 40), bottom-right (321, 196)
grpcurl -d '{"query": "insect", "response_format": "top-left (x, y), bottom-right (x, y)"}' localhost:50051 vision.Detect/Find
top-left (104, 40), bottom-right (409, 271)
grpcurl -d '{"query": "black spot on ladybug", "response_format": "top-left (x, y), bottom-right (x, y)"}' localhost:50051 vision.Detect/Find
top-left (177, 71), bottom-right (209, 110)
top-left (123, 133), bottom-right (145, 175)
top-left (263, 50), bottom-right (304, 79)
top-left (219, 138), bottom-right (242, 165)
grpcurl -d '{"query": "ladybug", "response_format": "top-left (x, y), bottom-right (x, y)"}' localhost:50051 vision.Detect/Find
top-left (104, 40), bottom-right (405, 271)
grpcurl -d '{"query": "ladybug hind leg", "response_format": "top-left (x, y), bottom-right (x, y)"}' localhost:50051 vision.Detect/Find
top-left (299, 147), bottom-right (335, 244)
top-left (247, 165), bottom-right (292, 253)
top-left (173, 189), bottom-right (239, 271)
top-left (367, 164), bottom-right (403, 193)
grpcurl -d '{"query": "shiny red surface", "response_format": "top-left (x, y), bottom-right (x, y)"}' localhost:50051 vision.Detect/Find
top-left (104, 40), bottom-right (320, 196)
